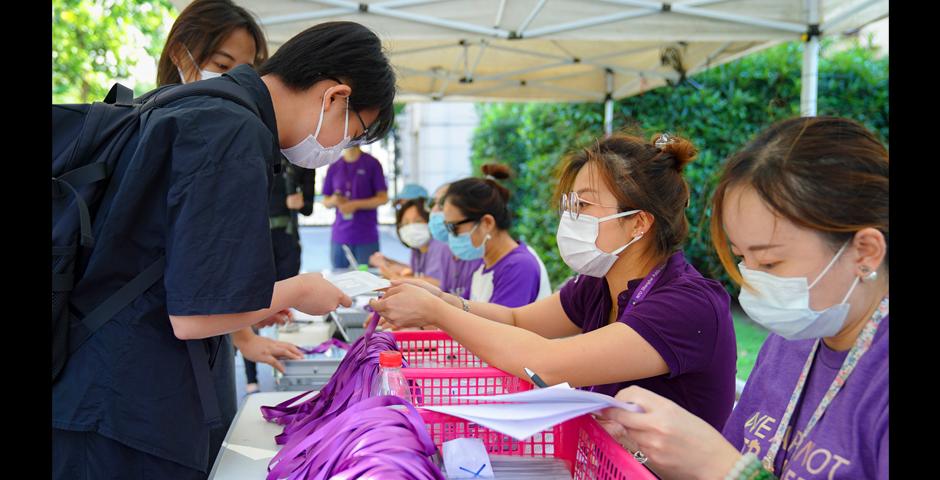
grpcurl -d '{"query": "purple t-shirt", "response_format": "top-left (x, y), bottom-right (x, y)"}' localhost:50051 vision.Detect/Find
top-left (409, 239), bottom-right (450, 284)
top-left (558, 251), bottom-right (736, 430)
top-left (322, 152), bottom-right (387, 245)
top-left (440, 254), bottom-right (482, 300)
top-left (469, 241), bottom-right (542, 308)
top-left (722, 317), bottom-right (888, 479)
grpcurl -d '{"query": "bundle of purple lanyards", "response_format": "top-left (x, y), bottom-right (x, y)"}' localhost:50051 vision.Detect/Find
top-left (261, 313), bottom-right (442, 479)
top-left (266, 395), bottom-right (445, 480)
top-left (261, 313), bottom-right (405, 444)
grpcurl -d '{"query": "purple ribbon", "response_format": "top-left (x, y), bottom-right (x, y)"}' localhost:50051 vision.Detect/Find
top-left (266, 395), bottom-right (445, 480)
top-left (298, 338), bottom-right (351, 355)
top-left (261, 313), bottom-right (409, 445)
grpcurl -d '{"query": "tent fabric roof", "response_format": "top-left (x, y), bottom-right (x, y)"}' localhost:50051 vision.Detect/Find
top-left (170, 0), bottom-right (887, 102)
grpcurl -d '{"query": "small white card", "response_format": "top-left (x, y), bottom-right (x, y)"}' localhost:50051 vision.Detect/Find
top-left (325, 270), bottom-right (391, 297)
top-left (442, 437), bottom-right (495, 478)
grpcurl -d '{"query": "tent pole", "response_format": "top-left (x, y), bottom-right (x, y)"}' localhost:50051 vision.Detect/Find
top-left (801, 0), bottom-right (821, 117)
top-left (604, 69), bottom-right (614, 137)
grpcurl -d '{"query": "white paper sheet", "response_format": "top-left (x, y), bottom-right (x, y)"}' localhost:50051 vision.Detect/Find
top-left (324, 270), bottom-right (391, 297)
top-left (422, 384), bottom-right (643, 441)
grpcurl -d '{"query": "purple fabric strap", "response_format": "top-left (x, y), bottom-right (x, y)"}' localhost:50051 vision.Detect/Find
top-left (298, 338), bottom-right (351, 354)
top-left (260, 313), bottom-right (406, 445)
top-left (267, 395), bottom-right (444, 480)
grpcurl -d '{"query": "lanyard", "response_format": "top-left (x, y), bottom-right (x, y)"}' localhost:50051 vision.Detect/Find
top-left (761, 295), bottom-right (889, 471)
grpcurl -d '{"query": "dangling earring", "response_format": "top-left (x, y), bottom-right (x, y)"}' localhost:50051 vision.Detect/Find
top-left (860, 265), bottom-right (878, 283)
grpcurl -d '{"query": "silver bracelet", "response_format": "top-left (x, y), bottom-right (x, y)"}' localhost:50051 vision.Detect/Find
top-left (459, 297), bottom-right (470, 312)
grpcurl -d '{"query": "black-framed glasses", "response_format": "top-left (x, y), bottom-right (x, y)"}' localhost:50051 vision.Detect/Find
top-left (444, 218), bottom-right (478, 236)
top-left (323, 74), bottom-right (380, 146)
top-left (348, 108), bottom-right (380, 146)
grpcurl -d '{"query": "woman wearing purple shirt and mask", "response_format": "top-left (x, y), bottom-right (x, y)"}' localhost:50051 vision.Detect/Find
top-left (370, 198), bottom-right (451, 287)
top-left (597, 117), bottom-right (889, 480)
top-left (426, 183), bottom-right (483, 299)
top-left (371, 135), bottom-right (737, 432)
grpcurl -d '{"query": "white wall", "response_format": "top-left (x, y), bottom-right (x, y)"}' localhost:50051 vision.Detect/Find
top-left (399, 102), bottom-right (479, 196)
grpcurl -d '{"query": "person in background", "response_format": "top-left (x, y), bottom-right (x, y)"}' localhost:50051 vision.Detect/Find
top-left (321, 146), bottom-right (388, 268)
top-left (427, 183), bottom-right (482, 300)
top-left (370, 198), bottom-right (450, 287)
top-left (392, 183), bottom-right (429, 208)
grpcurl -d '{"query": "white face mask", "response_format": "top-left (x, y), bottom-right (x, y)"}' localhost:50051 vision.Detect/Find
top-left (556, 210), bottom-right (643, 278)
top-left (280, 93), bottom-right (350, 169)
top-left (738, 241), bottom-right (860, 340)
top-left (399, 223), bottom-right (431, 249)
top-left (177, 48), bottom-right (224, 84)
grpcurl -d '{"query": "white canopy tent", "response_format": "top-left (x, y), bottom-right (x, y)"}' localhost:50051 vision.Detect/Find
top-left (170, 0), bottom-right (887, 132)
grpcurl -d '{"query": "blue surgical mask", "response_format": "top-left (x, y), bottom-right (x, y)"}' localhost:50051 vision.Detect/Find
top-left (448, 223), bottom-right (489, 261)
top-left (429, 212), bottom-right (449, 242)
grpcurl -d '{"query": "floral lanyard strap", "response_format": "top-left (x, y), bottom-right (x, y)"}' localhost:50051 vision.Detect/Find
top-left (761, 294), bottom-right (889, 471)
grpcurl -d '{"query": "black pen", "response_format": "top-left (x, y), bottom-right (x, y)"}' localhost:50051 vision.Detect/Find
top-left (524, 367), bottom-right (549, 388)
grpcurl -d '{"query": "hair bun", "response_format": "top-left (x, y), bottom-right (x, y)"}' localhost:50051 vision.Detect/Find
top-left (481, 162), bottom-right (512, 180)
top-left (653, 133), bottom-right (697, 171)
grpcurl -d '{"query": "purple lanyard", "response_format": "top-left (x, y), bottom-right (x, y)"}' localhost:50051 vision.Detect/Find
top-left (413, 249), bottom-right (427, 276)
top-left (267, 395), bottom-right (444, 480)
top-left (297, 338), bottom-right (350, 355)
top-left (260, 313), bottom-right (407, 445)
top-left (585, 262), bottom-right (667, 392)
top-left (597, 261), bottom-right (667, 330)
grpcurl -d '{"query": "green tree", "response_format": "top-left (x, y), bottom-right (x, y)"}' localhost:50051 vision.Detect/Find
top-left (52, 0), bottom-right (176, 103)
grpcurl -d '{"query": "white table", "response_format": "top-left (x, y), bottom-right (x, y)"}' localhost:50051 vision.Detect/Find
top-left (209, 391), bottom-right (313, 479)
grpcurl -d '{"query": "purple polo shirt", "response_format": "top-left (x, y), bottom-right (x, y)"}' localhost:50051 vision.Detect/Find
top-left (440, 254), bottom-right (483, 300)
top-left (322, 152), bottom-right (387, 245)
top-left (409, 239), bottom-right (450, 284)
top-left (558, 251), bottom-right (736, 430)
top-left (722, 317), bottom-right (888, 479)
top-left (470, 241), bottom-right (542, 308)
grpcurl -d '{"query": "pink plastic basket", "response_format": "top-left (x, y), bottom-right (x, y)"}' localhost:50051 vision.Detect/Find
top-left (393, 331), bottom-right (533, 406)
top-left (420, 410), bottom-right (657, 479)
top-left (392, 330), bottom-right (487, 367)
top-left (402, 367), bottom-right (534, 406)
top-left (393, 332), bottom-right (653, 478)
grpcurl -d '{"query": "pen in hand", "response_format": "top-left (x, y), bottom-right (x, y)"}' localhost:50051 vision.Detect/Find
top-left (523, 367), bottom-right (549, 388)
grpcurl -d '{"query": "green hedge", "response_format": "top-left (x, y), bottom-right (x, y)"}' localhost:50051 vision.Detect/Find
top-left (470, 39), bottom-right (888, 293)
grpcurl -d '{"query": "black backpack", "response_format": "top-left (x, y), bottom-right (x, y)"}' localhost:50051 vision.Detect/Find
top-left (52, 77), bottom-right (265, 428)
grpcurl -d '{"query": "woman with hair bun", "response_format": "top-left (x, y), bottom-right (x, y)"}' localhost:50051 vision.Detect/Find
top-left (371, 133), bottom-right (737, 433)
top-left (441, 163), bottom-right (547, 306)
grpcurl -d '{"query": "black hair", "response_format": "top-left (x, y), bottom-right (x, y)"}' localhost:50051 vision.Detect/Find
top-left (258, 21), bottom-right (396, 144)
top-left (444, 163), bottom-right (513, 230)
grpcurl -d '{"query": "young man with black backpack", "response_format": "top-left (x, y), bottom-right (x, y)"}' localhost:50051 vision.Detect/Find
top-left (52, 21), bottom-right (395, 478)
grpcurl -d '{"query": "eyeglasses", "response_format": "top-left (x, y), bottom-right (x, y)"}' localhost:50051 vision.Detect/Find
top-left (559, 191), bottom-right (629, 220)
top-left (348, 107), bottom-right (381, 146)
top-left (323, 75), bottom-right (380, 146)
top-left (426, 196), bottom-right (443, 211)
top-left (444, 218), bottom-right (478, 236)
